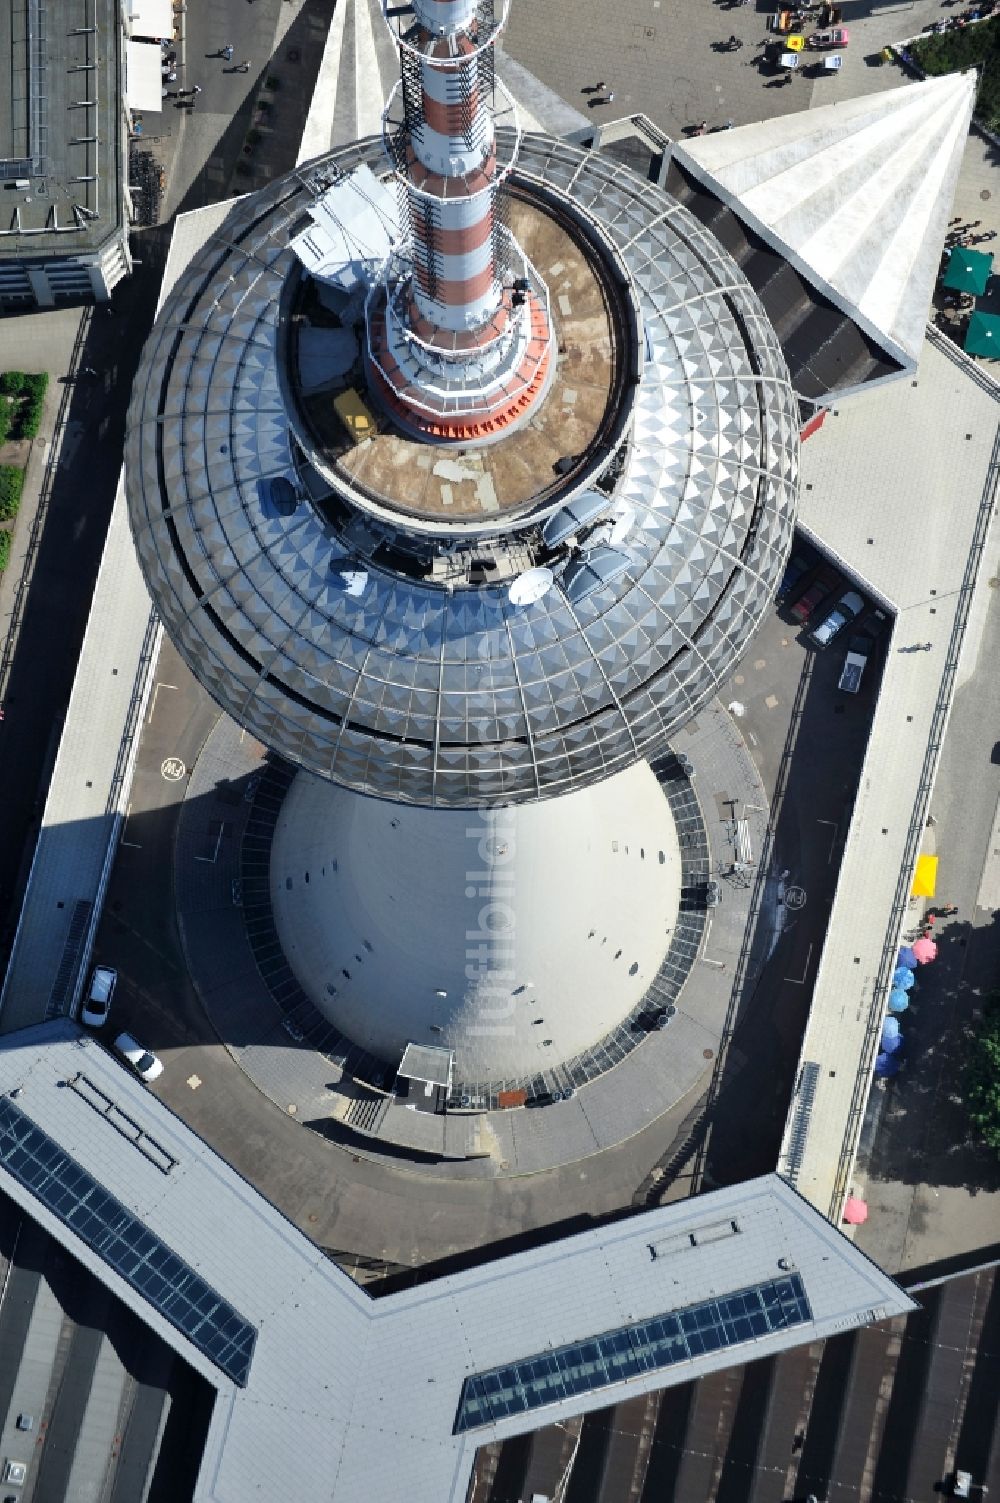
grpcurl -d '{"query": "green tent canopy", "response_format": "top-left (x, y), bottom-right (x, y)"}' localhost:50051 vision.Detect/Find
top-left (964, 310), bottom-right (1000, 359)
top-left (943, 246), bottom-right (993, 296)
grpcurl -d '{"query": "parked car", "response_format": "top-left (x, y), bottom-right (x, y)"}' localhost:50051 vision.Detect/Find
top-left (81, 965), bottom-right (116, 1028)
top-left (808, 25), bottom-right (850, 47)
top-left (114, 1032), bottom-right (164, 1082)
top-left (776, 549), bottom-right (814, 602)
top-left (789, 564), bottom-right (840, 623)
top-left (838, 634), bottom-right (872, 694)
top-left (810, 589), bottom-right (865, 648)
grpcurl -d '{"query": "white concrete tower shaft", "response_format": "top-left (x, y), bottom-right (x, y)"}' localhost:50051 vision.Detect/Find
top-left (371, 0), bottom-right (555, 442)
top-left (405, 0), bottom-right (502, 339)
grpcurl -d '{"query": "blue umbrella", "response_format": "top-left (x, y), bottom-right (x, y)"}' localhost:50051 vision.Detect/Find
top-left (888, 989), bottom-right (910, 1013)
top-left (882, 1033), bottom-right (903, 1054)
top-left (892, 966), bottom-right (915, 990)
top-left (897, 946), bottom-right (918, 969)
top-left (881, 1016), bottom-right (900, 1045)
top-left (875, 1051), bottom-right (901, 1077)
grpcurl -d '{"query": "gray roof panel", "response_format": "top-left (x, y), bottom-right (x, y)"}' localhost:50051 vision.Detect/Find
top-left (0, 1024), bottom-right (916, 1503)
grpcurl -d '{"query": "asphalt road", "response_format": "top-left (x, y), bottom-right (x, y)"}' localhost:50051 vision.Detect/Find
top-left (0, 247), bottom-right (171, 967)
top-left (0, 0), bottom-right (313, 966)
top-left (90, 642), bottom-right (723, 1274)
top-left (694, 580), bottom-right (886, 1184)
top-left (88, 536), bottom-right (883, 1271)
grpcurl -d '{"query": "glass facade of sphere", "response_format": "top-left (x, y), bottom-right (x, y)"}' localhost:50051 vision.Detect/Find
top-left (126, 135), bottom-right (799, 808)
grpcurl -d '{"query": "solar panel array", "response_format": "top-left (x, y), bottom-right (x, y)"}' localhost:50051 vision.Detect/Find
top-left (0, 1096), bottom-right (257, 1387)
top-left (454, 1273), bottom-right (812, 1432)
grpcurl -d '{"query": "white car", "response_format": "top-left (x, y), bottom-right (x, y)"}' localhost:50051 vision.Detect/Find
top-left (114, 1032), bottom-right (164, 1082)
top-left (809, 589), bottom-right (864, 649)
top-left (81, 965), bottom-right (116, 1028)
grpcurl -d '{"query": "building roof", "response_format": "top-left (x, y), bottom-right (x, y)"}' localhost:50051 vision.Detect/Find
top-left (399, 1042), bottom-right (454, 1086)
top-left (673, 72), bottom-right (975, 369)
top-left (125, 134), bottom-right (799, 808)
top-left (779, 327), bottom-right (1000, 1217)
top-left (473, 1259), bottom-right (1000, 1503)
top-left (0, 1023), bottom-right (914, 1503)
top-left (0, 0), bottom-right (124, 258)
top-left (0, 1187), bottom-right (215, 1502)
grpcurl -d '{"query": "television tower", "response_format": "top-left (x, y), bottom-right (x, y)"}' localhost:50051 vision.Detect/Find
top-left (368, 0), bottom-right (555, 441)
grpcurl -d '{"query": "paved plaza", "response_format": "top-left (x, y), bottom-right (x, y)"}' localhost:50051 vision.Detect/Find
top-left (504, 0), bottom-right (978, 134)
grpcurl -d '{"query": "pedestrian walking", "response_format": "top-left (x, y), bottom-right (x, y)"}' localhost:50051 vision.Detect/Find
top-left (239, 60), bottom-right (251, 72)
top-left (595, 80), bottom-right (606, 90)
top-left (223, 44), bottom-right (234, 60)
top-left (605, 90), bottom-right (615, 102)
top-left (192, 84), bottom-right (202, 94)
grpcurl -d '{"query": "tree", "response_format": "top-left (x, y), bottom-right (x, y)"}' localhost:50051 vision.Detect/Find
top-left (966, 994), bottom-right (1000, 1152)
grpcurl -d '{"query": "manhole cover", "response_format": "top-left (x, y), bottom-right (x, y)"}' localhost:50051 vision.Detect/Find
top-left (784, 885), bottom-right (807, 910)
top-left (703, 1048), bottom-right (714, 1059)
top-left (287, 47), bottom-right (301, 62)
top-left (160, 755), bottom-right (186, 781)
top-left (981, 188), bottom-right (991, 201)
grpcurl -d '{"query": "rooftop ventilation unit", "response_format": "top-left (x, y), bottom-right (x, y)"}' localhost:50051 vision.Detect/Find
top-left (561, 546), bottom-right (631, 606)
top-left (288, 166), bottom-right (398, 290)
top-left (541, 490), bottom-right (610, 550)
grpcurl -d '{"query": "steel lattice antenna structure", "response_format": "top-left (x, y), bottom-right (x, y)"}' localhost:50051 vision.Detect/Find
top-left (369, 0), bottom-right (556, 442)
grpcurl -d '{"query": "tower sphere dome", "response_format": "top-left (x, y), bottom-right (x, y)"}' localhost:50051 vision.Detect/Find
top-left (126, 135), bottom-right (799, 808)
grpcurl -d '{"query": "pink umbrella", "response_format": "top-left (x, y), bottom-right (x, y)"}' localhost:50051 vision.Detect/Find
top-left (843, 1196), bottom-right (868, 1225)
top-left (912, 936), bottom-right (937, 963)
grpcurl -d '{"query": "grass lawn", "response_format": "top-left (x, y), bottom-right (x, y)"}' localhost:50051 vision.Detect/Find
top-left (0, 371), bottom-right (49, 443)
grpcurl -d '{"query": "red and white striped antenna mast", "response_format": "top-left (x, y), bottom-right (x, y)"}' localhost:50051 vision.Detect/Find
top-left (367, 0), bottom-right (555, 443)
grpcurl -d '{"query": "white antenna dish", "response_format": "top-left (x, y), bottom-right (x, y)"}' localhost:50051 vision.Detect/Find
top-left (609, 501), bottom-right (635, 546)
top-left (508, 566), bottom-right (554, 607)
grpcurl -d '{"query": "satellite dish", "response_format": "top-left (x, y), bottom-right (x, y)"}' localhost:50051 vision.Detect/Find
top-left (508, 566), bottom-right (554, 607)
